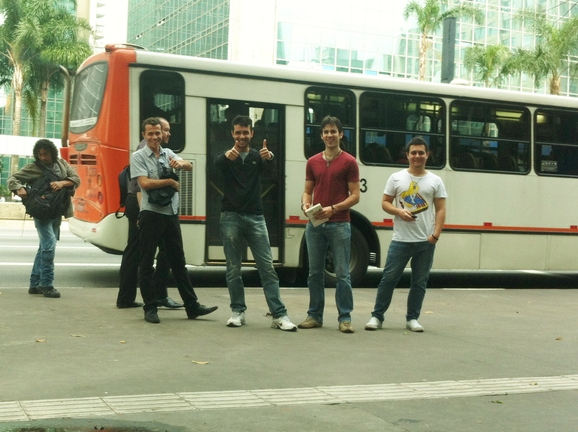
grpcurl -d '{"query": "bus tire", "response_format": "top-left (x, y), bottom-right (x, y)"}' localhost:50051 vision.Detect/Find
top-left (324, 225), bottom-right (369, 287)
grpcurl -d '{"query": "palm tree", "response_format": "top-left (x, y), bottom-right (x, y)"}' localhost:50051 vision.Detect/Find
top-left (464, 44), bottom-right (511, 88)
top-left (0, 48), bottom-right (12, 116)
top-left (404, 0), bottom-right (484, 81)
top-left (0, 0), bottom-right (39, 135)
top-left (0, 47), bottom-right (12, 86)
top-left (0, 0), bottom-right (92, 136)
top-left (503, 8), bottom-right (578, 95)
top-left (28, 5), bottom-right (92, 136)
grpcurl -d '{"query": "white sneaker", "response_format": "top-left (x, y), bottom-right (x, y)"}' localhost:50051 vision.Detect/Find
top-left (364, 317), bottom-right (383, 330)
top-left (406, 319), bottom-right (424, 332)
top-left (271, 315), bottom-right (297, 332)
top-left (226, 311), bottom-right (246, 327)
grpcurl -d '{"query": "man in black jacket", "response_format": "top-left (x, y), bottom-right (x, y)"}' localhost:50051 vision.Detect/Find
top-left (215, 115), bottom-right (296, 332)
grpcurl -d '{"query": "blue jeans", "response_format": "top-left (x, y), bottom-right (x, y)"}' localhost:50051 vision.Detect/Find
top-left (31, 217), bottom-right (61, 288)
top-left (305, 221), bottom-right (353, 323)
top-left (372, 240), bottom-right (436, 322)
top-left (220, 211), bottom-right (287, 318)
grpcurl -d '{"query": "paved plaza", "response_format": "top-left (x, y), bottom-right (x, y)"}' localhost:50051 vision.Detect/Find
top-left (0, 284), bottom-right (577, 431)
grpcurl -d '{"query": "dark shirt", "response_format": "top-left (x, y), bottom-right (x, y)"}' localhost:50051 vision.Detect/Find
top-left (214, 148), bottom-right (271, 214)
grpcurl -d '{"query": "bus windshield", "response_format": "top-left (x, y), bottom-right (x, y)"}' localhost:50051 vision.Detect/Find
top-left (70, 61), bottom-right (108, 134)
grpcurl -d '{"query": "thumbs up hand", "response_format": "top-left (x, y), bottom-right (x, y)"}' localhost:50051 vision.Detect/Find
top-left (259, 139), bottom-right (273, 160)
top-left (226, 141), bottom-right (241, 160)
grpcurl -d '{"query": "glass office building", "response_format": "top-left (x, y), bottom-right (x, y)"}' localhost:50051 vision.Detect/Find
top-left (0, 71), bottom-right (67, 138)
top-left (274, 0), bottom-right (578, 95)
top-left (128, 0), bottom-right (229, 58)
top-left (127, 0), bottom-right (578, 97)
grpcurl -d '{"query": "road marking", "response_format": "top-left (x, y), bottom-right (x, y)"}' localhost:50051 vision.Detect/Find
top-left (0, 262), bottom-right (119, 267)
top-left (1, 374), bottom-right (577, 422)
top-left (0, 246), bottom-right (97, 249)
top-left (443, 288), bottom-right (505, 291)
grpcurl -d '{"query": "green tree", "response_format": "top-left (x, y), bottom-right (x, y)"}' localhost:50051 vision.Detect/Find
top-left (404, 0), bottom-right (484, 81)
top-left (504, 8), bottom-right (578, 95)
top-left (0, 0), bottom-right (92, 136)
top-left (0, 47), bottom-right (11, 86)
top-left (28, 5), bottom-right (92, 136)
top-left (464, 44), bottom-right (511, 88)
top-left (0, 0), bottom-right (39, 135)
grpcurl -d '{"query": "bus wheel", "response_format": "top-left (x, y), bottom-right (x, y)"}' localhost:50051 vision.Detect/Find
top-left (324, 225), bottom-right (369, 287)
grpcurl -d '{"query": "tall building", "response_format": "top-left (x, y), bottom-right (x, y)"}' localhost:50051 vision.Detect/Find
top-left (128, 0), bottom-right (229, 58)
top-left (126, 0), bottom-right (578, 97)
top-left (78, 0), bottom-right (129, 52)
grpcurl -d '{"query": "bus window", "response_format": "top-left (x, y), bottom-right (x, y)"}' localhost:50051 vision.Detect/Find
top-left (139, 70), bottom-right (185, 153)
top-left (70, 61), bottom-right (108, 134)
top-left (535, 109), bottom-right (578, 177)
top-left (359, 92), bottom-right (445, 168)
top-left (406, 114), bottom-right (431, 132)
top-left (449, 101), bottom-right (530, 174)
top-left (305, 87), bottom-right (356, 158)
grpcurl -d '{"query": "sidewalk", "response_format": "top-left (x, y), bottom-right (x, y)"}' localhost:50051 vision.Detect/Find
top-left (1, 286), bottom-right (577, 431)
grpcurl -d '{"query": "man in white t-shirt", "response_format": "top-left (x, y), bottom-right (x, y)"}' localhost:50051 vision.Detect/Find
top-left (365, 136), bottom-right (447, 332)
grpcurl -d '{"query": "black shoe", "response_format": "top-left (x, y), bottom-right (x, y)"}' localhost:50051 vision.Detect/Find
top-left (157, 297), bottom-right (184, 309)
top-left (187, 304), bottom-right (218, 319)
top-left (38, 286), bottom-right (61, 298)
top-left (28, 287), bottom-right (40, 294)
top-left (117, 301), bottom-right (144, 309)
top-left (144, 310), bottom-right (160, 323)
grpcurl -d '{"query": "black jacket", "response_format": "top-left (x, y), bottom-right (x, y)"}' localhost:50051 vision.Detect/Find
top-left (214, 148), bottom-right (272, 214)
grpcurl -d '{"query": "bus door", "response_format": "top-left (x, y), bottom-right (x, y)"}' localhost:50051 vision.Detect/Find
top-left (206, 100), bottom-right (285, 265)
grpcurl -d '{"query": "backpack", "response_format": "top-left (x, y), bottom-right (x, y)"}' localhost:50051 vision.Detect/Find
top-left (23, 165), bottom-right (70, 220)
top-left (115, 165), bottom-right (131, 218)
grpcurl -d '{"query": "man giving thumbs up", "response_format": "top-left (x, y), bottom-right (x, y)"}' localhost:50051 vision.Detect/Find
top-left (215, 115), bottom-right (296, 332)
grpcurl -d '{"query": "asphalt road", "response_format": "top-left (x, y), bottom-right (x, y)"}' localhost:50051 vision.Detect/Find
top-left (0, 219), bottom-right (576, 290)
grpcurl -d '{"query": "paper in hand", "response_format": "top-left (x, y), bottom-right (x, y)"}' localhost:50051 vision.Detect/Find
top-left (305, 203), bottom-right (328, 227)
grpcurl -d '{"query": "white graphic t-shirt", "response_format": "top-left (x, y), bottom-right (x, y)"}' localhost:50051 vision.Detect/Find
top-left (384, 169), bottom-right (447, 242)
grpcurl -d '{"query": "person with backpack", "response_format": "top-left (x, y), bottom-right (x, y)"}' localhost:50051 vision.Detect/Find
top-left (116, 117), bottom-right (183, 309)
top-left (131, 117), bottom-right (217, 323)
top-left (7, 139), bottom-right (80, 298)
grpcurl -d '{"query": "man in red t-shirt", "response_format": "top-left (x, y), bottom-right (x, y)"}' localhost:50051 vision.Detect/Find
top-left (299, 116), bottom-right (360, 333)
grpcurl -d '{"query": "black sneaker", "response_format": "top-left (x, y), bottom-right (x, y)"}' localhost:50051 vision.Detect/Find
top-left (38, 286), bottom-right (61, 298)
top-left (28, 287), bottom-right (41, 294)
top-left (187, 304), bottom-right (218, 319)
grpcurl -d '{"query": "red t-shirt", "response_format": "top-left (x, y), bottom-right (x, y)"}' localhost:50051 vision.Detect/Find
top-left (305, 151), bottom-right (359, 222)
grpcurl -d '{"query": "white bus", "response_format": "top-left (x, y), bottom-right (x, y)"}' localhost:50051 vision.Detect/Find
top-left (66, 44), bottom-right (578, 284)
